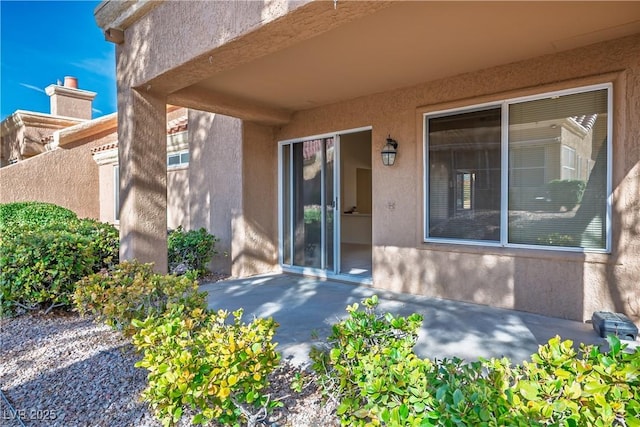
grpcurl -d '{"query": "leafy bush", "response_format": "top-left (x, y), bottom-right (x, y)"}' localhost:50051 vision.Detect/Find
top-left (312, 297), bottom-right (640, 426)
top-left (0, 201), bottom-right (77, 229)
top-left (0, 202), bottom-right (119, 317)
top-left (68, 218), bottom-right (119, 269)
top-left (73, 261), bottom-right (206, 337)
top-left (310, 295), bottom-right (438, 426)
top-left (1, 228), bottom-right (99, 315)
top-left (168, 226), bottom-right (217, 275)
top-left (548, 179), bottom-right (586, 210)
top-left (132, 305), bottom-right (281, 427)
top-left (513, 336), bottom-right (640, 426)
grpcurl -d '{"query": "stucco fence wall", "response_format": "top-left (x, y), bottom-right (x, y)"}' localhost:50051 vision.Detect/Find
top-left (0, 135), bottom-right (111, 219)
top-left (262, 34), bottom-right (640, 323)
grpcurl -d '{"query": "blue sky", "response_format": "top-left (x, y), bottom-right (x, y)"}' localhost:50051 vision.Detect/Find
top-left (0, 0), bottom-right (116, 121)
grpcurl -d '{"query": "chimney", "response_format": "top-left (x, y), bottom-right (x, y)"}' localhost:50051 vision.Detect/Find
top-left (45, 76), bottom-right (96, 120)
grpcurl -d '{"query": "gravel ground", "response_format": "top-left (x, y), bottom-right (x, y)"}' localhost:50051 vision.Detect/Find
top-left (0, 310), bottom-right (338, 427)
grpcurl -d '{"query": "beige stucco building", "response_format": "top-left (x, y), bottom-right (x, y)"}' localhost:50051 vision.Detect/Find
top-left (95, 0), bottom-right (640, 323)
top-left (0, 78), bottom-right (106, 218)
top-left (0, 79), bottom-right (235, 273)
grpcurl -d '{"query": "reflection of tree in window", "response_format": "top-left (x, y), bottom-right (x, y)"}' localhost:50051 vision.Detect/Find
top-left (508, 90), bottom-right (608, 249)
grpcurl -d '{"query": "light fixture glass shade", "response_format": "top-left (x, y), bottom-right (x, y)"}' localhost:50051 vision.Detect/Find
top-left (381, 138), bottom-right (398, 166)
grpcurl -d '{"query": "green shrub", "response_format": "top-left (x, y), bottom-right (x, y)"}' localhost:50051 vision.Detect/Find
top-left (547, 179), bottom-right (586, 210)
top-left (132, 305), bottom-right (281, 427)
top-left (312, 297), bottom-right (640, 427)
top-left (168, 226), bottom-right (217, 275)
top-left (68, 218), bottom-right (119, 269)
top-left (73, 261), bottom-right (206, 337)
top-left (512, 335), bottom-right (640, 426)
top-left (0, 202), bottom-right (119, 317)
top-left (311, 295), bottom-right (434, 426)
top-left (0, 201), bottom-right (77, 229)
top-left (1, 228), bottom-right (99, 316)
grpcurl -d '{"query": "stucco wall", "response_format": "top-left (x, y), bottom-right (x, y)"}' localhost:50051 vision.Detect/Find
top-left (167, 167), bottom-right (189, 230)
top-left (271, 34), bottom-right (640, 322)
top-left (0, 133), bottom-right (109, 219)
top-left (188, 110), bottom-right (242, 274)
top-left (50, 95), bottom-right (92, 120)
top-left (98, 163), bottom-right (118, 223)
top-left (232, 121), bottom-right (279, 277)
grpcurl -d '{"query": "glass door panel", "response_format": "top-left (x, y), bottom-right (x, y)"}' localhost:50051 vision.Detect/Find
top-left (282, 144), bottom-right (291, 265)
top-left (325, 139), bottom-right (335, 271)
top-left (284, 138), bottom-right (335, 270)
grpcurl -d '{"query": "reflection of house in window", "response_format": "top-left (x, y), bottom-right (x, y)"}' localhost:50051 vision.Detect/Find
top-left (508, 113), bottom-right (596, 211)
top-left (510, 145), bottom-right (546, 187)
top-left (561, 145), bottom-right (576, 179)
top-left (427, 87), bottom-right (608, 250)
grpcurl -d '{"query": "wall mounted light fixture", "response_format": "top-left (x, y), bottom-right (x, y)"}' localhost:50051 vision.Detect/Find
top-left (381, 135), bottom-right (398, 166)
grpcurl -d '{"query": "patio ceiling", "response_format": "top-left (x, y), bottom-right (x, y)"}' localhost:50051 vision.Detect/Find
top-left (165, 1), bottom-right (640, 123)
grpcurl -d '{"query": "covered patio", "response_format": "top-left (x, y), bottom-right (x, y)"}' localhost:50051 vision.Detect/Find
top-left (200, 274), bottom-right (624, 367)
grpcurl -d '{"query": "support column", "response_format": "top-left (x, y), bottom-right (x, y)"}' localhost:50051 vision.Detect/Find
top-left (118, 88), bottom-right (168, 272)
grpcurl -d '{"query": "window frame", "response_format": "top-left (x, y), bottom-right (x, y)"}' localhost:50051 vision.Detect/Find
top-left (423, 83), bottom-right (612, 253)
top-left (167, 149), bottom-right (189, 169)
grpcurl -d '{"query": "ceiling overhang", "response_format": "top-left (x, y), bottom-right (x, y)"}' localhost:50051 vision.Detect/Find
top-left (112, 1), bottom-right (640, 125)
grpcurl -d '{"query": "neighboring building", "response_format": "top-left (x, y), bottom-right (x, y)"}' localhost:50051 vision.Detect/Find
top-left (95, 1), bottom-right (640, 323)
top-left (0, 77), bottom-right (238, 273)
top-left (0, 77), bottom-right (106, 218)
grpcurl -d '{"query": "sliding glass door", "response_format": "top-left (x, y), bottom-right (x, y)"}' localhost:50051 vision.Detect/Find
top-left (280, 137), bottom-right (336, 271)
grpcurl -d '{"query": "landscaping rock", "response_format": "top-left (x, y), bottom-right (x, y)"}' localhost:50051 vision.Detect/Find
top-left (0, 311), bottom-right (337, 427)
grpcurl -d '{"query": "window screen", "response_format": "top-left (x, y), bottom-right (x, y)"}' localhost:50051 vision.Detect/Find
top-left (425, 85), bottom-right (610, 252)
top-left (427, 108), bottom-right (501, 241)
top-left (508, 89), bottom-right (608, 249)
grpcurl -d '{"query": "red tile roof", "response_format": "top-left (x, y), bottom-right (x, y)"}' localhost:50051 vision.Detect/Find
top-left (90, 115), bottom-right (187, 153)
top-left (167, 116), bottom-right (188, 135)
top-left (91, 141), bottom-right (118, 153)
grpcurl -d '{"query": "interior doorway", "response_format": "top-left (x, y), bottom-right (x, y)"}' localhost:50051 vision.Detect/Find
top-left (279, 128), bottom-right (372, 281)
top-left (339, 130), bottom-right (372, 278)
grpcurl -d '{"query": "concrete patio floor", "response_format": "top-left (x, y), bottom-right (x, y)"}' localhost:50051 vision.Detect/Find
top-left (200, 273), bottom-right (636, 367)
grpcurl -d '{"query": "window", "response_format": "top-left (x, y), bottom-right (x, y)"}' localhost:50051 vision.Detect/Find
top-left (425, 85), bottom-right (610, 252)
top-left (561, 145), bottom-right (577, 179)
top-left (427, 107), bottom-right (502, 241)
top-left (167, 150), bottom-right (189, 168)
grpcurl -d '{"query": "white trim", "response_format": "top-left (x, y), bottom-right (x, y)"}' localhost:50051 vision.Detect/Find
top-left (167, 130), bottom-right (189, 152)
top-left (500, 100), bottom-right (509, 246)
top-left (281, 265), bottom-right (373, 286)
top-left (334, 135), bottom-right (342, 274)
top-left (114, 165), bottom-right (120, 224)
top-left (93, 147), bottom-right (119, 165)
top-left (278, 125), bottom-right (372, 145)
top-left (605, 84), bottom-right (613, 253)
top-left (320, 139), bottom-right (327, 270)
top-left (277, 144), bottom-right (284, 266)
top-left (506, 83), bottom-right (611, 107)
top-left (423, 83), bottom-right (612, 253)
